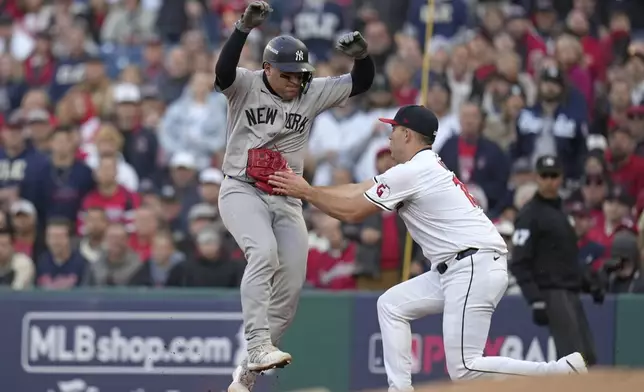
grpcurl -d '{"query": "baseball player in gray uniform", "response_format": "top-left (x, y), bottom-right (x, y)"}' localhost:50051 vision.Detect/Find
top-left (213, 2), bottom-right (375, 391)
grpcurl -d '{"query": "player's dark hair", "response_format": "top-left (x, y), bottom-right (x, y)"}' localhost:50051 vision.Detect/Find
top-left (50, 125), bottom-right (73, 138)
top-left (46, 217), bottom-right (72, 235)
top-left (420, 134), bottom-right (434, 146)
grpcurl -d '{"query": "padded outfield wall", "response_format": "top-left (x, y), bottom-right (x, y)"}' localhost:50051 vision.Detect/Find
top-left (0, 289), bottom-right (638, 392)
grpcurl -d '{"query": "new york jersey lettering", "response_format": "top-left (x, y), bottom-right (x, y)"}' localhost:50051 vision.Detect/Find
top-left (285, 113), bottom-right (310, 133)
top-left (245, 107), bottom-right (279, 126)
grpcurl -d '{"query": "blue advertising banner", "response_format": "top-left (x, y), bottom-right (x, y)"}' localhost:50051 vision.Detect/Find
top-left (0, 291), bottom-right (275, 392)
top-left (349, 294), bottom-right (616, 391)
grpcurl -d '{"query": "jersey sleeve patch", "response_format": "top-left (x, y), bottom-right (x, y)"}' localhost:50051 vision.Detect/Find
top-left (363, 165), bottom-right (416, 211)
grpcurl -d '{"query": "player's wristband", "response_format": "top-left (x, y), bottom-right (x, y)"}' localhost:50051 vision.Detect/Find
top-left (234, 20), bottom-right (252, 34)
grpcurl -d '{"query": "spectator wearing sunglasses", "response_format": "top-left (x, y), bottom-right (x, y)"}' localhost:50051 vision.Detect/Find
top-left (511, 154), bottom-right (597, 366)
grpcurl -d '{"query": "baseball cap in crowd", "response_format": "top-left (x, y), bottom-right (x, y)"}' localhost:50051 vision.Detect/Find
top-left (196, 225), bottom-right (221, 245)
top-left (535, 0), bottom-right (556, 12)
top-left (199, 168), bottom-right (224, 185)
top-left (495, 220), bottom-right (514, 237)
top-left (170, 152), bottom-right (197, 170)
top-left (535, 155), bottom-right (563, 176)
top-left (606, 185), bottom-right (634, 207)
top-left (586, 134), bottom-right (607, 151)
top-left (159, 184), bottom-right (178, 201)
top-left (113, 83), bottom-right (141, 104)
top-left (539, 66), bottom-right (565, 86)
top-left (506, 5), bottom-right (527, 21)
top-left (5, 110), bottom-right (24, 129)
top-left (507, 83), bottom-right (526, 100)
top-left (378, 105), bottom-right (439, 140)
top-left (138, 178), bottom-right (157, 195)
top-left (26, 109), bottom-right (49, 124)
top-left (376, 146), bottom-right (391, 158)
top-left (140, 84), bottom-right (161, 101)
top-left (188, 203), bottom-right (218, 222)
top-left (10, 199), bottom-right (36, 216)
top-left (607, 230), bottom-right (639, 265)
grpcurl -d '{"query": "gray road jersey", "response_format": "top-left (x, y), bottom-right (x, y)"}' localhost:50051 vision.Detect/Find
top-left (219, 68), bottom-right (353, 178)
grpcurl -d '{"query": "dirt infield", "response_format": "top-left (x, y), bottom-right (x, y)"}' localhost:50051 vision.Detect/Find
top-left (362, 369), bottom-right (644, 392)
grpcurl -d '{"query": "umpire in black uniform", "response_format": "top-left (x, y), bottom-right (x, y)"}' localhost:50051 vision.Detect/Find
top-left (510, 155), bottom-right (597, 365)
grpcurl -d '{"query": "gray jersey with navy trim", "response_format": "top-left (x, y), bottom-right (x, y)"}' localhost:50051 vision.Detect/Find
top-left (219, 68), bottom-right (353, 178)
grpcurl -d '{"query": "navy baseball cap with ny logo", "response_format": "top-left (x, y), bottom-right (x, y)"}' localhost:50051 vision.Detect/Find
top-left (379, 105), bottom-right (439, 140)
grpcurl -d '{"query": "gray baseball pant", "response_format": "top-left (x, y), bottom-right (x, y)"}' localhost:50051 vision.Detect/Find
top-left (218, 177), bottom-right (309, 351)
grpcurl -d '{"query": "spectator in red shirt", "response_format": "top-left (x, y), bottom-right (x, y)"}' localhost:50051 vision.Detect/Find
top-left (605, 126), bottom-right (644, 199)
top-left (588, 185), bottom-right (636, 250)
top-left (385, 55), bottom-right (418, 106)
top-left (306, 214), bottom-right (357, 290)
top-left (129, 206), bottom-right (159, 262)
top-left (566, 9), bottom-right (606, 85)
top-left (78, 156), bottom-right (141, 235)
top-left (505, 5), bottom-right (547, 76)
top-left (594, 79), bottom-right (633, 135)
top-left (554, 34), bottom-right (594, 111)
top-left (9, 199), bottom-right (45, 259)
top-left (23, 32), bottom-right (56, 88)
top-left (600, 11), bottom-right (632, 69)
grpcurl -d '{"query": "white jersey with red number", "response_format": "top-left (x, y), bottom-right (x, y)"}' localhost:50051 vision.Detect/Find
top-left (364, 148), bottom-right (507, 264)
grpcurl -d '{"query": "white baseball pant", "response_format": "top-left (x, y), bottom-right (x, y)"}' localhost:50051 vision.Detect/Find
top-left (377, 249), bottom-right (568, 391)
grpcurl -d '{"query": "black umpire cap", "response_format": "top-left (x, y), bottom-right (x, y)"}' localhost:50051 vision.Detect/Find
top-left (535, 155), bottom-right (563, 175)
top-left (378, 105), bottom-right (439, 143)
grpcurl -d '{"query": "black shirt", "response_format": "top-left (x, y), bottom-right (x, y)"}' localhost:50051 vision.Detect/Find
top-left (510, 192), bottom-right (583, 304)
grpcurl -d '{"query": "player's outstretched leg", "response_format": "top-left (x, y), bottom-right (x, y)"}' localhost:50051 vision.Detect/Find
top-left (377, 272), bottom-right (445, 391)
top-left (442, 251), bottom-right (588, 381)
top-left (218, 180), bottom-right (292, 372)
top-left (267, 198), bottom-right (309, 346)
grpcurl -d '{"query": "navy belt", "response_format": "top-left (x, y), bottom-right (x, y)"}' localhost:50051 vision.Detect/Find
top-left (224, 174), bottom-right (256, 186)
top-left (436, 248), bottom-right (479, 274)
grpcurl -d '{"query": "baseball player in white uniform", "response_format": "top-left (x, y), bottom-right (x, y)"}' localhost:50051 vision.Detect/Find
top-left (213, 2), bottom-right (375, 391)
top-left (268, 105), bottom-right (588, 391)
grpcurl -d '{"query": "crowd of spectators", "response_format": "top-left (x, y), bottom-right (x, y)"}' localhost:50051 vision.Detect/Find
top-left (0, 0), bottom-right (643, 294)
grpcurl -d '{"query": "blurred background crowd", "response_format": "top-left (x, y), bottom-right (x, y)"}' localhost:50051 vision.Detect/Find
top-left (0, 0), bottom-right (643, 295)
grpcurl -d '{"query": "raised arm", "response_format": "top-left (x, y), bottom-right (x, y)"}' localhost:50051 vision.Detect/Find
top-left (214, 1), bottom-right (273, 91)
top-left (335, 32), bottom-right (375, 97)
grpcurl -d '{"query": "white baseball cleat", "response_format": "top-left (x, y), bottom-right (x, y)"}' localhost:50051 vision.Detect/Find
top-left (246, 344), bottom-right (292, 372)
top-left (559, 352), bottom-right (588, 374)
top-left (228, 362), bottom-right (257, 392)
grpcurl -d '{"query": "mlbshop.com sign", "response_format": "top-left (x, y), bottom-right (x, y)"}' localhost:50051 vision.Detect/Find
top-left (350, 295), bottom-right (615, 391)
top-left (0, 293), bottom-right (274, 392)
